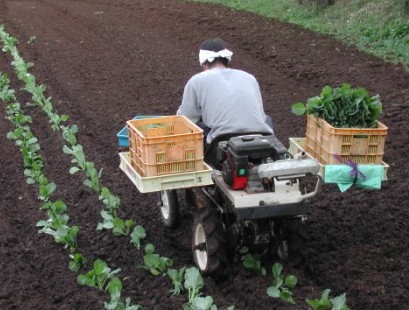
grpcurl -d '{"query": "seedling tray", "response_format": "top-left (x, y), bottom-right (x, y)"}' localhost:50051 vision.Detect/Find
top-left (117, 115), bottom-right (161, 147)
top-left (119, 152), bottom-right (213, 193)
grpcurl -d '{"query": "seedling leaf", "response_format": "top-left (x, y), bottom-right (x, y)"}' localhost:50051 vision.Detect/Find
top-left (130, 225), bottom-right (146, 250)
top-left (267, 286), bottom-right (280, 298)
top-left (285, 275), bottom-right (297, 289)
top-left (191, 296), bottom-right (215, 310)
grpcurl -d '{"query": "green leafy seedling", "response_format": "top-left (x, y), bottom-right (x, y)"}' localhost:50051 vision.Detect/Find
top-left (99, 186), bottom-right (121, 212)
top-left (240, 246), bottom-right (266, 275)
top-left (167, 267), bottom-right (186, 295)
top-left (77, 259), bottom-right (121, 291)
top-left (104, 276), bottom-right (123, 310)
top-left (306, 289), bottom-right (350, 310)
top-left (183, 267), bottom-right (218, 310)
top-left (54, 225), bottom-right (79, 251)
top-left (97, 210), bottom-right (134, 236)
top-left (291, 84), bottom-right (382, 128)
top-left (139, 243), bottom-right (173, 276)
top-left (130, 225), bottom-right (146, 250)
top-left (38, 181), bottom-right (57, 201)
top-left (187, 296), bottom-right (216, 310)
top-left (61, 124), bottom-right (78, 146)
top-left (104, 277), bottom-right (142, 310)
top-left (69, 253), bottom-right (87, 272)
top-left (36, 201), bottom-right (69, 233)
top-left (266, 262), bottom-right (297, 305)
top-left (331, 293), bottom-right (350, 310)
top-left (184, 266), bottom-right (204, 304)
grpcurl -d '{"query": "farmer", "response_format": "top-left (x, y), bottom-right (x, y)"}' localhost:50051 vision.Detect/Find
top-left (177, 37), bottom-right (274, 145)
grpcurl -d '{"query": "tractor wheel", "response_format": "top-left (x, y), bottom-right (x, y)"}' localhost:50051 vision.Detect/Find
top-left (158, 190), bottom-right (180, 228)
top-left (192, 207), bottom-right (229, 278)
top-left (275, 219), bottom-right (308, 267)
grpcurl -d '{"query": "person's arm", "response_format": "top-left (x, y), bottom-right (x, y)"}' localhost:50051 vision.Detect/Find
top-left (251, 74), bottom-right (274, 131)
top-left (177, 80), bottom-right (202, 123)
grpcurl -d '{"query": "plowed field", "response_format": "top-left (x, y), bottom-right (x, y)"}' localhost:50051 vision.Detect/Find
top-left (1, 0), bottom-right (408, 309)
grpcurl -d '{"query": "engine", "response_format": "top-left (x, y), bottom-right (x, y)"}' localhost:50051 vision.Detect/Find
top-left (216, 134), bottom-right (289, 191)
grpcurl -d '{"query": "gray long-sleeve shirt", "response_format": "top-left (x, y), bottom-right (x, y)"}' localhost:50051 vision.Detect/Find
top-left (177, 67), bottom-right (273, 143)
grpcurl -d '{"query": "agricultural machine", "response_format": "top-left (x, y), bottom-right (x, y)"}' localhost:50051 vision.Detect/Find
top-left (155, 132), bottom-right (322, 277)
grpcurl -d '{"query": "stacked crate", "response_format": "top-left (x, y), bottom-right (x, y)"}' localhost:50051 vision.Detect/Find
top-left (127, 115), bottom-right (204, 177)
top-left (305, 114), bottom-right (388, 165)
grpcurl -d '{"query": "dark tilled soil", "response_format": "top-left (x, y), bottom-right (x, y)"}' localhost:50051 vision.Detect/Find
top-left (0, 0), bottom-right (408, 309)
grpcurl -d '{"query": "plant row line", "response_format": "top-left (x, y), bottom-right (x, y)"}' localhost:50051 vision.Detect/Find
top-left (0, 72), bottom-right (141, 309)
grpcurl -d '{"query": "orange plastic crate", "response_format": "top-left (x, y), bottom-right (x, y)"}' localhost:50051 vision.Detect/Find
top-left (305, 115), bottom-right (388, 165)
top-left (127, 115), bottom-right (204, 176)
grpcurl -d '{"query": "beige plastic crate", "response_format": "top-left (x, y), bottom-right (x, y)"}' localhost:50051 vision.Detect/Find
top-left (288, 137), bottom-right (389, 181)
top-left (119, 152), bottom-right (213, 193)
top-left (127, 115), bottom-right (204, 176)
top-left (305, 115), bottom-right (388, 165)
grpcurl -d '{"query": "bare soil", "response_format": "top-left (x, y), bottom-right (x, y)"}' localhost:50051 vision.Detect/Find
top-left (0, 0), bottom-right (408, 309)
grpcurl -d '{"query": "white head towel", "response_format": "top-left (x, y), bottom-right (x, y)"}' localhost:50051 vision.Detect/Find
top-left (199, 49), bottom-right (233, 65)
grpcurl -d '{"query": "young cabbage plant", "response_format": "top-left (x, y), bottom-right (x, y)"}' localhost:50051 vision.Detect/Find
top-left (99, 187), bottom-right (121, 213)
top-left (0, 24), bottom-right (18, 49)
top-left (0, 73), bottom-right (16, 101)
top-left (53, 225), bottom-right (79, 251)
top-left (306, 289), bottom-right (350, 310)
top-left (183, 296), bottom-right (217, 310)
top-left (77, 259), bottom-right (121, 291)
top-left (23, 166), bottom-right (44, 185)
top-left (130, 225), bottom-right (146, 250)
top-left (69, 253), bottom-right (87, 272)
top-left (61, 124), bottom-right (78, 146)
top-left (167, 267), bottom-right (186, 296)
top-left (104, 277), bottom-right (122, 310)
top-left (37, 224), bottom-right (79, 251)
top-left (184, 267), bottom-right (203, 306)
top-left (63, 144), bottom-right (101, 192)
top-left (37, 200), bottom-right (70, 229)
top-left (183, 267), bottom-right (218, 310)
top-left (104, 277), bottom-right (142, 310)
top-left (97, 210), bottom-right (134, 236)
top-left (82, 161), bottom-right (101, 192)
top-left (240, 246), bottom-right (266, 275)
top-left (138, 243), bottom-right (173, 276)
top-left (37, 209), bottom-right (69, 231)
top-left (63, 144), bottom-right (85, 167)
top-left (4, 101), bottom-right (32, 125)
top-left (41, 199), bottom-right (67, 212)
top-left (266, 263), bottom-right (297, 305)
top-left (7, 128), bottom-right (46, 188)
top-left (38, 181), bottom-right (57, 202)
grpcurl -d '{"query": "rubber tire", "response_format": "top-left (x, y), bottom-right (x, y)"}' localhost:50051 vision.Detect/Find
top-left (158, 190), bottom-right (180, 228)
top-left (192, 207), bottom-right (229, 278)
top-left (276, 219), bottom-right (308, 267)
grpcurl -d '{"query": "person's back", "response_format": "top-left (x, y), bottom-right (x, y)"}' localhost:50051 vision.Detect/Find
top-left (177, 38), bottom-right (273, 144)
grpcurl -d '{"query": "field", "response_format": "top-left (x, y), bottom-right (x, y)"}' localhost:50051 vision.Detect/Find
top-left (0, 0), bottom-right (408, 309)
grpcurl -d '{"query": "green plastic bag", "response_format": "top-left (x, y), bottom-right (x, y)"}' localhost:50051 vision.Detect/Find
top-left (324, 164), bottom-right (384, 192)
